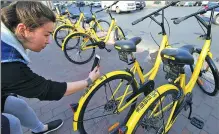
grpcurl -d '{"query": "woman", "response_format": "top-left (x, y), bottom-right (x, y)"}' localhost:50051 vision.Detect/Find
top-left (1, 1), bottom-right (100, 134)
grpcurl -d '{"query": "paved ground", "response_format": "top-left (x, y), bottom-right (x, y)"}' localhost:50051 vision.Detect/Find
top-left (21, 5), bottom-right (219, 134)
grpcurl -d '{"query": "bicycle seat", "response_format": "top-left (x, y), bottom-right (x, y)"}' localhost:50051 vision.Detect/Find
top-left (84, 17), bottom-right (95, 24)
top-left (114, 37), bottom-right (141, 52)
top-left (161, 47), bottom-right (194, 65)
top-left (179, 45), bottom-right (194, 54)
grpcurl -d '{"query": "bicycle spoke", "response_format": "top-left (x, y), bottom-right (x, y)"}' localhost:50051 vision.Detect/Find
top-left (85, 103), bottom-right (110, 113)
top-left (83, 113), bottom-right (117, 122)
top-left (73, 51), bottom-right (82, 61)
top-left (200, 75), bottom-right (215, 85)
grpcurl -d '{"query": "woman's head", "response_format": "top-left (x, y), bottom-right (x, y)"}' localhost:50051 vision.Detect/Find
top-left (1, 1), bottom-right (56, 52)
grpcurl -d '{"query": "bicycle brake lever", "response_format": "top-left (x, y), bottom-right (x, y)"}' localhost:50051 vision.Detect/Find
top-left (197, 34), bottom-right (207, 40)
top-left (171, 17), bottom-right (179, 20)
top-left (200, 34), bottom-right (207, 38)
top-left (158, 32), bottom-right (163, 35)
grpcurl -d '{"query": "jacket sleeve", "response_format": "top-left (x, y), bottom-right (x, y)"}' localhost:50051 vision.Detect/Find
top-left (2, 62), bottom-right (67, 101)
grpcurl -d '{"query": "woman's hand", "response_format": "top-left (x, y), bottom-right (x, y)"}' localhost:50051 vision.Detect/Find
top-left (65, 66), bottom-right (101, 96)
top-left (88, 66), bottom-right (100, 82)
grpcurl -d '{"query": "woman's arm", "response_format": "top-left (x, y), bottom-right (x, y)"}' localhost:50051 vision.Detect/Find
top-left (2, 62), bottom-right (100, 100)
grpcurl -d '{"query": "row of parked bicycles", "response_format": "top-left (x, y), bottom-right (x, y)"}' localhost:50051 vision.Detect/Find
top-left (53, 1), bottom-right (219, 134)
top-left (52, 1), bottom-right (125, 64)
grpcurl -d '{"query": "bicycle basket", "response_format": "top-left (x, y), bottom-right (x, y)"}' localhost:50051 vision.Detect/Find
top-left (118, 51), bottom-right (129, 63)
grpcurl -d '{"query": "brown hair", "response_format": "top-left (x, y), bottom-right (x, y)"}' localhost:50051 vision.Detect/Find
top-left (1, 1), bottom-right (56, 32)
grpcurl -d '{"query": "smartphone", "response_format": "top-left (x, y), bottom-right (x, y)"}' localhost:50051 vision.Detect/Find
top-left (91, 55), bottom-right (100, 71)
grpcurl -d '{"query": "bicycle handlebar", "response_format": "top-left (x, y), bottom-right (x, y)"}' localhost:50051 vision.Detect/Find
top-left (173, 3), bottom-right (219, 24)
top-left (95, 1), bottom-right (119, 13)
top-left (89, 3), bottom-right (94, 14)
top-left (132, 1), bottom-right (179, 25)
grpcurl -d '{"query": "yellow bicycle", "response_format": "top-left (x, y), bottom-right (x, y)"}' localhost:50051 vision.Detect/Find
top-left (55, 9), bottom-right (77, 27)
top-left (69, 2), bottom-right (182, 134)
top-left (121, 4), bottom-right (219, 134)
top-left (53, 4), bottom-right (110, 50)
top-left (62, 1), bottom-right (126, 64)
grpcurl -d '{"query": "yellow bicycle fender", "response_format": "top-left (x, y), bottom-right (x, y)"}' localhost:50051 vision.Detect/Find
top-left (73, 70), bottom-right (137, 131)
top-left (53, 24), bottom-right (73, 39)
top-left (125, 84), bottom-right (179, 134)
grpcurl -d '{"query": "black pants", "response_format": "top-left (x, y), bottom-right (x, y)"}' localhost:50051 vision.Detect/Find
top-left (1, 114), bottom-right (10, 134)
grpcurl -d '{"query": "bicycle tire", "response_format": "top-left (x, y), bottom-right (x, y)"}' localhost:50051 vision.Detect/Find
top-left (54, 25), bottom-right (78, 50)
top-left (131, 88), bottom-right (179, 134)
top-left (63, 33), bottom-right (95, 65)
top-left (78, 73), bottom-right (138, 134)
top-left (190, 51), bottom-right (219, 96)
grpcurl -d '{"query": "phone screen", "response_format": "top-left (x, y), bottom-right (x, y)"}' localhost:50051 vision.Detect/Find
top-left (91, 55), bottom-right (100, 71)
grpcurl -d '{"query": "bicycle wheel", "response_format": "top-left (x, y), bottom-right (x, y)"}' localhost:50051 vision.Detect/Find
top-left (132, 89), bottom-right (178, 134)
top-left (190, 50), bottom-right (219, 96)
top-left (94, 20), bottom-right (110, 33)
top-left (53, 25), bottom-right (77, 50)
top-left (63, 33), bottom-right (95, 65)
top-left (78, 73), bottom-right (138, 134)
top-left (114, 26), bottom-right (126, 41)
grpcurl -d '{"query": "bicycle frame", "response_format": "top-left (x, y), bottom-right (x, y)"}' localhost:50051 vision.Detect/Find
top-left (109, 34), bottom-right (170, 113)
top-left (72, 4), bottom-right (176, 132)
top-left (185, 40), bottom-right (212, 94)
top-left (153, 40), bottom-right (212, 132)
top-left (125, 6), bottom-right (218, 134)
top-left (137, 35), bottom-right (169, 82)
top-left (109, 36), bottom-right (170, 113)
top-left (71, 35), bottom-right (170, 132)
top-left (72, 12), bottom-right (87, 33)
top-left (124, 41), bottom-right (213, 134)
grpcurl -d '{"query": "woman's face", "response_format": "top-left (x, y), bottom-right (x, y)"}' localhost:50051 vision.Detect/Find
top-left (16, 22), bottom-right (54, 52)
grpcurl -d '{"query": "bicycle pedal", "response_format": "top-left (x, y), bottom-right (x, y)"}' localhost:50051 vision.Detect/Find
top-left (190, 117), bottom-right (204, 129)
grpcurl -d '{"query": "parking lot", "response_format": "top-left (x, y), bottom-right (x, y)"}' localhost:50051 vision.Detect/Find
top-left (22, 6), bottom-right (219, 134)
